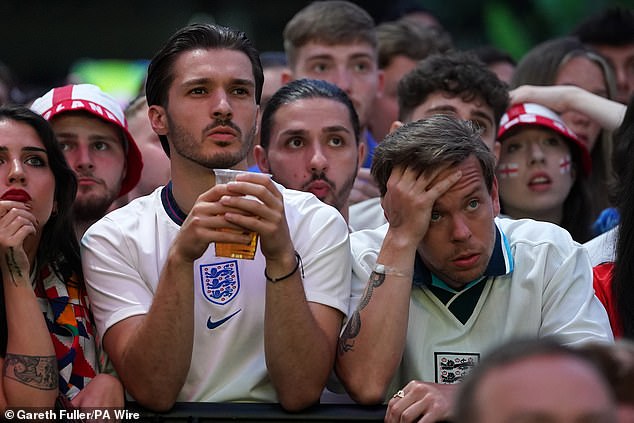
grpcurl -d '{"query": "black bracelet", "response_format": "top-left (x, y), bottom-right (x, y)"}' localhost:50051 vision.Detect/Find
top-left (265, 251), bottom-right (304, 283)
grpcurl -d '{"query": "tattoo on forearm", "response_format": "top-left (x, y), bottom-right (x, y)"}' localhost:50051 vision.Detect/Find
top-left (3, 353), bottom-right (58, 390)
top-left (338, 271), bottom-right (386, 355)
top-left (5, 247), bottom-right (23, 286)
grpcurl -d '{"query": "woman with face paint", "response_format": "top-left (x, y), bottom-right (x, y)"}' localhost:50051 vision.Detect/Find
top-left (496, 103), bottom-right (594, 242)
top-left (511, 37), bottom-right (616, 226)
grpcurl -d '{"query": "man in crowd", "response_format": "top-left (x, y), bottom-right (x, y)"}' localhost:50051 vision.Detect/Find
top-left (369, 18), bottom-right (452, 143)
top-left (255, 78), bottom-right (363, 225)
top-left (30, 83), bottom-right (143, 238)
top-left (282, 0), bottom-right (383, 203)
top-left (453, 338), bottom-right (617, 423)
top-left (349, 51), bottom-right (509, 231)
top-left (80, 23), bottom-right (351, 412)
top-left (336, 116), bottom-right (612, 422)
top-left (573, 7), bottom-right (634, 104)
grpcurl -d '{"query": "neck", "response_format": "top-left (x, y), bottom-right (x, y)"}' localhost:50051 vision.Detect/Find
top-left (341, 204), bottom-right (350, 225)
top-left (170, 154), bottom-right (249, 214)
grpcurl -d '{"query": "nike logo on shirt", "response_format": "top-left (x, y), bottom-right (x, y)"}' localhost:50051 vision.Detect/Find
top-left (207, 309), bottom-right (242, 330)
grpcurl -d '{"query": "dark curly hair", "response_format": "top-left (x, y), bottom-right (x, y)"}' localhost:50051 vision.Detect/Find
top-left (397, 51), bottom-right (509, 129)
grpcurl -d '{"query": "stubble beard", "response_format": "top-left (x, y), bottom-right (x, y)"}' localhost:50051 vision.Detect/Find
top-left (268, 166), bottom-right (358, 215)
top-left (168, 116), bottom-right (256, 170)
top-left (73, 189), bottom-right (119, 223)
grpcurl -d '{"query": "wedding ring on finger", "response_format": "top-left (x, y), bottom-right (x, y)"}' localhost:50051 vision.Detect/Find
top-left (392, 389), bottom-right (405, 399)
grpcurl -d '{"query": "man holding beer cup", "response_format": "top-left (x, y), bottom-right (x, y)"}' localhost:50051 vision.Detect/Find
top-left (80, 23), bottom-right (351, 412)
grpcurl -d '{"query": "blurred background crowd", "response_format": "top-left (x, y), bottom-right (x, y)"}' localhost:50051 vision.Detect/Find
top-left (0, 0), bottom-right (630, 106)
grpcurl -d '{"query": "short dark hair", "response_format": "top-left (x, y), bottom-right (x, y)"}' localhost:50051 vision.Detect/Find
top-left (283, 1), bottom-right (376, 69)
top-left (470, 45), bottom-right (516, 67)
top-left (376, 19), bottom-right (452, 69)
top-left (371, 115), bottom-right (496, 197)
top-left (0, 105), bottom-right (79, 276)
top-left (146, 23), bottom-right (264, 156)
top-left (573, 7), bottom-right (634, 46)
top-left (454, 337), bottom-right (613, 423)
top-left (397, 51), bottom-right (509, 128)
top-left (259, 78), bottom-right (360, 150)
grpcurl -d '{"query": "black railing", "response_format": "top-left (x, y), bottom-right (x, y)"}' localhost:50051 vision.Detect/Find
top-left (127, 402), bottom-right (387, 422)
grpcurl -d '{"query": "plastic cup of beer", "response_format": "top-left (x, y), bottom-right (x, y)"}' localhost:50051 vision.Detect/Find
top-left (213, 169), bottom-right (261, 260)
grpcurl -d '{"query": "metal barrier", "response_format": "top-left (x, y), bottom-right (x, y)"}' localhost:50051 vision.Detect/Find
top-left (127, 402), bottom-right (387, 422)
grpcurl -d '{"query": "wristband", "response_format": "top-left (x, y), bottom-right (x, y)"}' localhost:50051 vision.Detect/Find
top-left (265, 251), bottom-right (304, 283)
top-left (372, 263), bottom-right (411, 278)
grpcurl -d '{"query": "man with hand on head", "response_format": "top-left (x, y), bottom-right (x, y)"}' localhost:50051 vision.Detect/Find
top-left (349, 51), bottom-right (509, 231)
top-left (336, 116), bottom-right (612, 422)
top-left (81, 23), bottom-right (351, 412)
top-left (31, 84), bottom-right (143, 238)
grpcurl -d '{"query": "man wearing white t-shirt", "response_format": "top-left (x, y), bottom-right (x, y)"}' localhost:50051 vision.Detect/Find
top-left (335, 116), bottom-right (612, 422)
top-left (81, 23), bottom-right (351, 412)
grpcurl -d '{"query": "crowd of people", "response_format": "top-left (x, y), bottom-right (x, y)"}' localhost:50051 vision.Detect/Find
top-left (1, 1), bottom-right (633, 422)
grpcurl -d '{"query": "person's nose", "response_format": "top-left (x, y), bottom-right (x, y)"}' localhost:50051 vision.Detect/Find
top-left (7, 158), bottom-right (26, 185)
top-left (211, 89), bottom-right (233, 121)
top-left (528, 141), bottom-right (546, 166)
top-left (451, 214), bottom-right (472, 242)
top-left (332, 66), bottom-right (353, 93)
top-left (309, 143), bottom-right (328, 173)
top-left (73, 143), bottom-right (94, 173)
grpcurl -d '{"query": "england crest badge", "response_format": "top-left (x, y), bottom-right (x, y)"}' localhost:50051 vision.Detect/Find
top-left (200, 260), bottom-right (240, 305)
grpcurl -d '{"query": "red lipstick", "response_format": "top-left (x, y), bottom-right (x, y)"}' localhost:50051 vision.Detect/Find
top-left (1, 189), bottom-right (31, 202)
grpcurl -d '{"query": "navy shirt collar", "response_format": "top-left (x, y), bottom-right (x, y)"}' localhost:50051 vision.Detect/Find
top-left (161, 181), bottom-right (187, 225)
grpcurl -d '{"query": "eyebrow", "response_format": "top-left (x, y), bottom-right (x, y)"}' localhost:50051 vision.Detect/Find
top-left (426, 106), bottom-right (494, 124)
top-left (470, 111), bottom-right (495, 125)
top-left (279, 125), bottom-right (352, 137)
top-left (305, 53), bottom-right (374, 62)
top-left (0, 146), bottom-right (47, 153)
top-left (279, 128), bottom-right (308, 137)
top-left (322, 125), bottom-right (352, 134)
top-left (182, 77), bottom-right (255, 88)
top-left (423, 105), bottom-right (460, 117)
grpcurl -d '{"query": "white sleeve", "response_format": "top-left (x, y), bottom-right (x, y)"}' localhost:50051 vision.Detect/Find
top-left (540, 242), bottom-right (614, 345)
top-left (81, 216), bottom-right (154, 338)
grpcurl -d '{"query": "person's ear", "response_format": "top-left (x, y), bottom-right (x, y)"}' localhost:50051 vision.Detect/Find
top-left (253, 145), bottom-right (270, 173)
top-left (357, 141), bottom-right (366, 170)
top-left (493, 141), bottom-right (501, 164)
top-left (254, 105), bottom-right (260, 138)
top-left (389, 120), bottom-right (404, 134)
top-left (148, 105), bottom-right (168, 136)
top-left (281, 69), bottom-right (293, 85)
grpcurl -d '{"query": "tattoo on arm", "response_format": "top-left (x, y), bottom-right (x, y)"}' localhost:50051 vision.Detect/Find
top-left (3, 353), bottom-right (58, 391)
top-left (5, 247), bottom-right (23, 287)
top-left (338, 271), bottom-right (386, 355)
